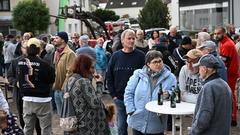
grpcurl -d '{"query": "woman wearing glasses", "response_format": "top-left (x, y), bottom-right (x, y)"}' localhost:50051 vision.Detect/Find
top-left (124, 50), bottom-right (177, 135)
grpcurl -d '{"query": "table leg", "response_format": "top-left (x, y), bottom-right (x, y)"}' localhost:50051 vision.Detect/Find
top-left (180, 115), bottom-right (183, 135)
top-left (172, 115), bottom-right (176, 135)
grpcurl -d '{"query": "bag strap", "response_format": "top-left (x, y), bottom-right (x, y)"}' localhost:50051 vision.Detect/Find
top-left (66, 75), bottom-right (82, 92)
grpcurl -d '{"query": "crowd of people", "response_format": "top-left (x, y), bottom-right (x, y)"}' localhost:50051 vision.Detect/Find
top-left (0, 23), bottom-right (239, 135)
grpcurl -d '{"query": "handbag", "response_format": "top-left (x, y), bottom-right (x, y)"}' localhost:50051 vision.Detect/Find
top-left (60, 75), bottom-right (81, 132)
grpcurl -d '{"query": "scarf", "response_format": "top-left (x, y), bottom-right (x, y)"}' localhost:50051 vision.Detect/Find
top-left (54, 47), bottom-right (65, 64)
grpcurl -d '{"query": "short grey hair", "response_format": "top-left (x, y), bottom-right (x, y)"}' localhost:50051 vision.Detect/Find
top-left (121, 29), bottom-right (135, 44)
top-left (145, 50), bottom-right (163, 65)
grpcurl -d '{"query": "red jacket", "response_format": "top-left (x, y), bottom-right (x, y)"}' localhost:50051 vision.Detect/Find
top-left (219, 35), bottom-right (239, 78)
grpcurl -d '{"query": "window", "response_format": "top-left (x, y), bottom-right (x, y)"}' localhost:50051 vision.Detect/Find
top-left (0, 0), bottom-right (10, 11)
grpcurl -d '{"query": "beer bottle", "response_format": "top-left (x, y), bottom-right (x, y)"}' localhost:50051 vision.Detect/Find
top-left (170, 86), bottom-right (176, 108)
top-left (158, 83), bottom-right (163, 105)
top-left (175, 83), bottom-right (181, 103)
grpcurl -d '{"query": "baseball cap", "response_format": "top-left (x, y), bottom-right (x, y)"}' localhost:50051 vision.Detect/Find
top-left (183, 49), bottom-right (203, 60)
top-left (197, 40), bottom-right (216, 51)
top-left (56, 32), bottom-right (68, 43)
top-left (195, 54), bottom-right (220, 69)
top-left (27, 38), bottom-right (41, 48)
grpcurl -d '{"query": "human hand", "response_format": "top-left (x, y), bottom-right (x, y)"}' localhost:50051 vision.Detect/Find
top-left (93, 74), bottom-right (103, 82)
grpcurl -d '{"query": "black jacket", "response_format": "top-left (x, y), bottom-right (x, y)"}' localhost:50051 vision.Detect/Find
top-left (17, 56), bottom-right (55, 97)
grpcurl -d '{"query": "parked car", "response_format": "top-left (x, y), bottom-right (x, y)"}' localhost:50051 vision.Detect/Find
top-left (144, 28), bottom-right (168, 39)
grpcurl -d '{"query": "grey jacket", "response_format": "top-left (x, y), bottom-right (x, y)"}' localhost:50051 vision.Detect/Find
top-left (190, 73), bottom-right (232, 135)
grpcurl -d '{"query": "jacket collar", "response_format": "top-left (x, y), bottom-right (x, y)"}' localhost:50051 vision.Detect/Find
top-left (202, 72), bottom-right (220, 84)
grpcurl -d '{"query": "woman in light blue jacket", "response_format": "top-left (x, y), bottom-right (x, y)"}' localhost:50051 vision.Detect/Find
top-left (124, 50), bottom-right (177, 135)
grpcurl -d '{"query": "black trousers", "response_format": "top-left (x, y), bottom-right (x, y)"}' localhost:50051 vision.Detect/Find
top-left (16, 93), bottom-right (41, 135)
top-left (132, 128), bottom-right (164, 135)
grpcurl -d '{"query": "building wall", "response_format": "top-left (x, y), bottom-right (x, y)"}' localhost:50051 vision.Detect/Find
top-left (44, 0), bottom-right (59, 35)
top-left (180, 2), bottom-right (228, 31)
top-left (168, 0), bottom-right (179, 27)
top-left (233, 0), bottom-right (240, 27)
top-left (107, 7), bottom-right (142, 18)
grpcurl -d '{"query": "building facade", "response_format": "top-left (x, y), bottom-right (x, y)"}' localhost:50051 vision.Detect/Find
top-left (105, 0), bottom-right (146, 18)
top-left (179, 0), bottom-right (229, 31)
top-left (0, 0), bottom-right (19, 36)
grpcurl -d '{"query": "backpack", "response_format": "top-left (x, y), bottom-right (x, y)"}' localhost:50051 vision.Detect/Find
top-left (60, 75), bottom-right (81, 132)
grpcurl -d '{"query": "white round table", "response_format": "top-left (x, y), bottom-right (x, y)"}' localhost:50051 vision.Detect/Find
top-left (145, 100), bottom-right (196, 135)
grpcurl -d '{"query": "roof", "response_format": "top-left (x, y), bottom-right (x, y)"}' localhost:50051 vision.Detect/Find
top-left (106, 0), bottom-right (146, 9)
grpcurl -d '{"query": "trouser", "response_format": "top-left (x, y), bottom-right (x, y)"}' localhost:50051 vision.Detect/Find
top-left (114, 98), bottom-right (128, 135)
top-left (23, 101), bottom-right (52, 135)
top-left (54, 90), bottom-right (64, 115)
top-left (228, 76), bottom-right (238, 121)
top-left (132, 128), bottom-right (164, 135)
top-left (16, 94), bottom-right (41, 135)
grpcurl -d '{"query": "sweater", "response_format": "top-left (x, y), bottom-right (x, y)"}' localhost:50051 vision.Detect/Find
top-left (190, 73), bottom-right (232, 135)
top-left (17, 56), bottom-right (55, 97)
top-left (106, 49), bottom-right (145, 100)
top-left (179, 65), bottom-right (202, 103)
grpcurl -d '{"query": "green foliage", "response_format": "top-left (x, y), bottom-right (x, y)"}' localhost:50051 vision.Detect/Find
top-left (12, 0), bottom-right (50, 33)
top-left (92, 9), bottom-right (120, 22)
top-left (139, 0), bottom-right (170, 29)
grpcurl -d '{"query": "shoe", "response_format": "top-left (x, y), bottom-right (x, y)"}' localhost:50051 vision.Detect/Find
top-left (231, 120), bottom-right (238, 127)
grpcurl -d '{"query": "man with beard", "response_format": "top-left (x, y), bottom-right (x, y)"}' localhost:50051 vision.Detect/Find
top-left (179, 49), bottom-right (203, 104)
top-left (214, 26), bottom-right (239, 126)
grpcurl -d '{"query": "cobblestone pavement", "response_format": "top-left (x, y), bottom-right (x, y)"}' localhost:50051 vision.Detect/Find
top-left (9, 94), bottom-right (240, 135)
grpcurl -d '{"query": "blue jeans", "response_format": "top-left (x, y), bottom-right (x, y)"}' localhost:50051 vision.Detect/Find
top-left (54, 90), bottom-right (64, 115)
top-left (114, 98), bottom-right (128, 135)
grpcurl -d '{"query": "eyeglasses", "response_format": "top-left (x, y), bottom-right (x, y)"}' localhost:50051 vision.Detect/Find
top-left (71, 37), bottom-right (78, 39)
top-left (150, 60), bottom-right (162, 65)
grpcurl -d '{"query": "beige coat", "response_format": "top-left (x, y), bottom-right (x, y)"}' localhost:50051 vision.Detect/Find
top-left (52, 45), bottom-right (76, 90)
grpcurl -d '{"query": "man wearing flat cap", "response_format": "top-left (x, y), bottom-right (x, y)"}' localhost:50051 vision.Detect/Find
top-left (52, 31), bottom-right (76, 115)
top-left (190, 54), bottom-right (232, 135)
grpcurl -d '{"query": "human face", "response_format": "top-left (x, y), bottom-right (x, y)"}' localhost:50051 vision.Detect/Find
top-left (186, 58), bottom-right (199, 74)
top-left (71, 36), bottom-right (79, 44)
top-left (54, 36), bottom-right (65, 47)
top-left (214, 29), bottom-right (224, 41)
top-left (199, 66), bottom-right (208, 80)
top-left (147, 58), bottom-right (163, 73)
top-left (23, 33), bottom-right (31, 41)
top-left (122, 32), bottom-right (135, 50)
top-left (153, 31), bottom-right (159, 39)
top-left (136, 31), bottom-right (144, 40)
top-left (97, 38), bottom-right (104, 47)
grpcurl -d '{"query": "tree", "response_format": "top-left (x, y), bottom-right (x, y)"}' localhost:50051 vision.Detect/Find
top-left (139, 0), bottom-right (170, 29)
top-left (12, 0), bottom-right (50, 33)
top-left (92, 9), bottom-right (120, 22)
